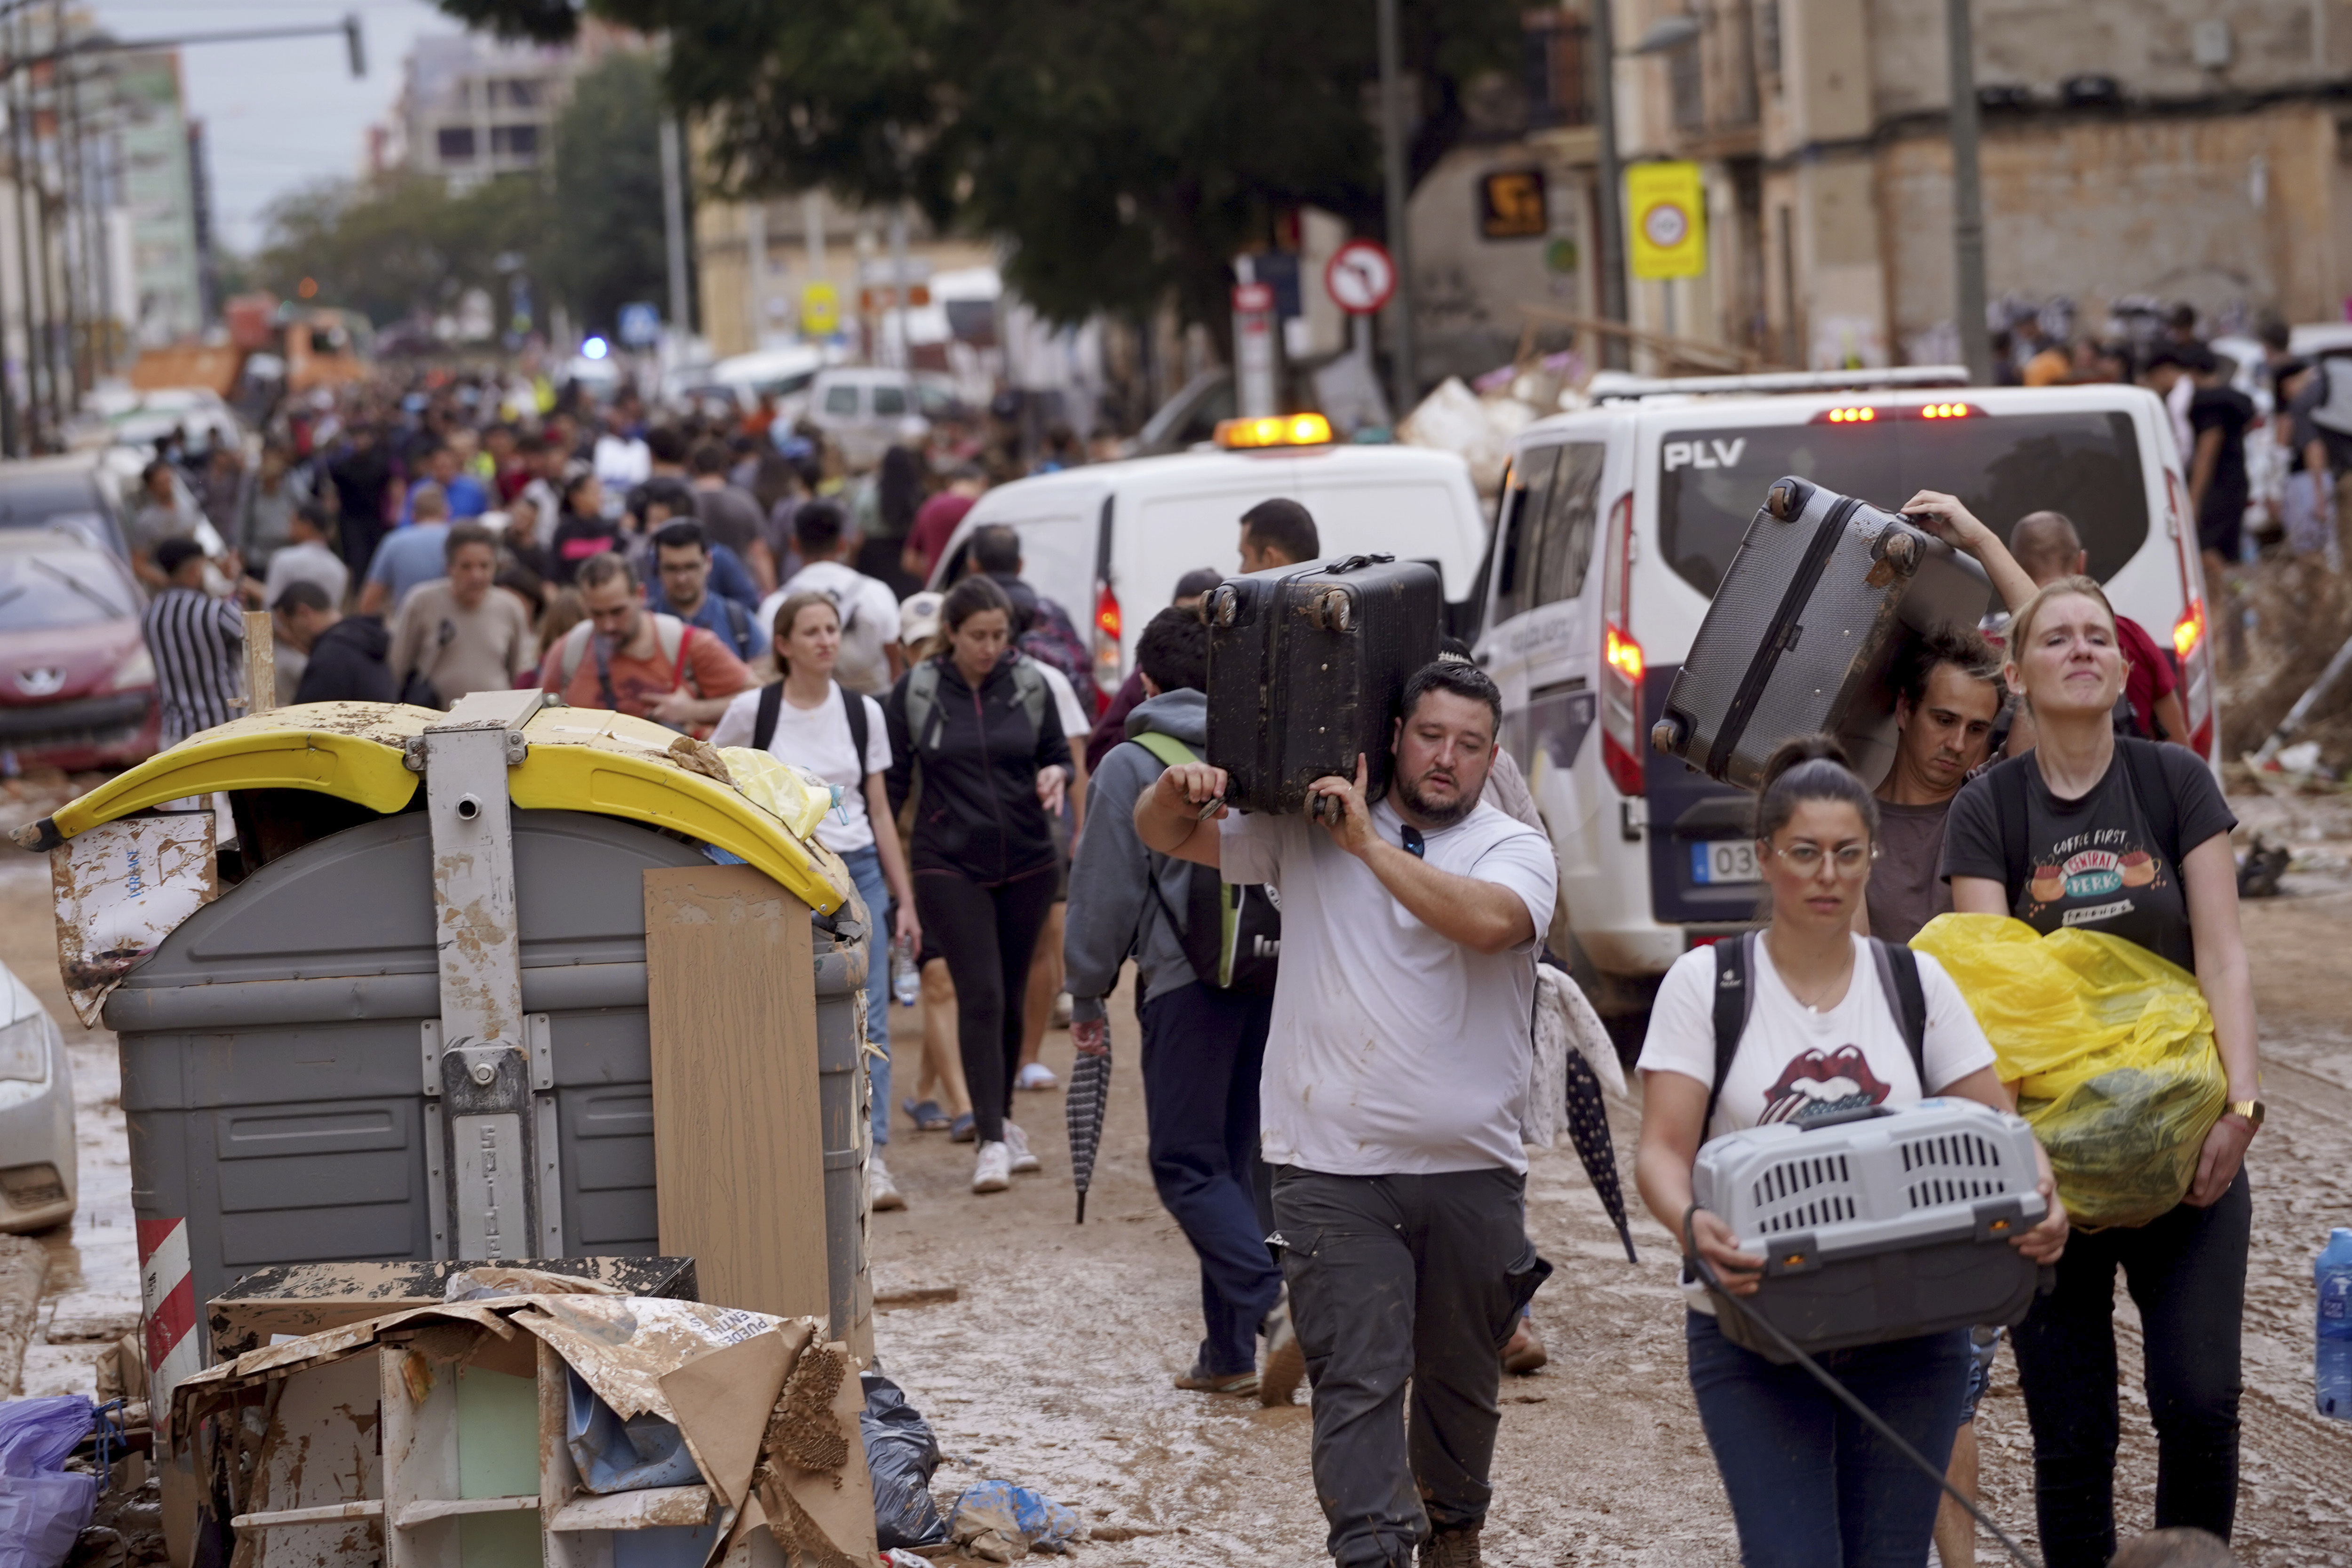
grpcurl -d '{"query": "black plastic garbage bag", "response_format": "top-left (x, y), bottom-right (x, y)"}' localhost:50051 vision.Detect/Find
top-left (860, 1369), bottom-right (949, 1549)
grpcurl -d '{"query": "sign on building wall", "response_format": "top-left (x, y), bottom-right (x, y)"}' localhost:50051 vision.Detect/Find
top-left (1478, 169), bottom-right (1549, 239)
top-left (1627, 161), bottom-right (1706, 279)
top-left (801, 282), bottom-right (841, 335)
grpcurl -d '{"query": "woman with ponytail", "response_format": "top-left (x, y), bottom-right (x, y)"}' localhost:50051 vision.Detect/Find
top-left (1634, 736), bottom-right (2066, 1568)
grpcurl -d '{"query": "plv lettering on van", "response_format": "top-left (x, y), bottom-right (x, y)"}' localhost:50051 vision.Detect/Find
top-left (1661, 438), bottom-right (1747, 472)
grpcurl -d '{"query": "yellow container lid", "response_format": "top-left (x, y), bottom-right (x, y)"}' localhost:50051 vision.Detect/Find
top-left (17, 700), bottom-right (849, 914)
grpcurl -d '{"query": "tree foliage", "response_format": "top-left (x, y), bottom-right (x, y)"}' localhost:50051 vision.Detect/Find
top-left (248, 52), bottom-right (669, 337)
top-left (436, 0), bottom-right (1524, 331)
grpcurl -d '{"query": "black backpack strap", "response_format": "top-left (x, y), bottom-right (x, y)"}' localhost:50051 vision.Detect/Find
top-left (1992, 758), bottom-right (2033, 907)
top-left (2116, 737), bottom-right (2182, 869)
top-left (1868, 937), bottom-right (1929, 1090)
top-left (840, 681), bottom-right (870, 773)
top-left (724, 596), bottom-right (751, 657)
top-left (752, 681), bottom-right (783, 751)
top-left (1704, 931), bottom-right (1757, 1134)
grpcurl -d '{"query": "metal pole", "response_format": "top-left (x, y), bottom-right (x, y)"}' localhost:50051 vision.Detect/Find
top-left (1375, 0), bottom-right (1417, 414)
top-left (744, 199), bottom-right (764, 350)
top-left (1946, 0), bottom-right (1991, 383)
top-left (658, 114), bottom-right (690, 336)
top-left (7, 6), bottom-right (42, 449)
top-left (888, 204), bottom-right (909, 370)
top-left (1590, 0), bottom-right (1629, 370)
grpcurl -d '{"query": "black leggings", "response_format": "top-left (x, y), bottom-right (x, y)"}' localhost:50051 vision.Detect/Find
top-left (914, 864), bottom-right (1057, 1145)
top-left (2010, 1168), bottom-right (2252, 1568)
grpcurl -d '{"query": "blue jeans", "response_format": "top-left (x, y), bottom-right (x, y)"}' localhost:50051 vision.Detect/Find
top-left (842, 845), bottom-right (892, 1148)
top-left (1685, 1311), bottom-right (1970, 1568)
top-left (1138, 981), bottom-right (1281, 1376)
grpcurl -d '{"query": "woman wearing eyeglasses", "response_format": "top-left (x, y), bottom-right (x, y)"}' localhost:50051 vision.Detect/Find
top-left (1633, 735), bottom-right (2066, 1568)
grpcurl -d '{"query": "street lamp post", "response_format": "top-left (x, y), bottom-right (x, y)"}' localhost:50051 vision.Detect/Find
top-left (1375, 0), bottom-right (1416, 416)
top-left (1589, 0), bottom-right (1629, 370)
top-left (1947, 0), bottom-right (1992, 383)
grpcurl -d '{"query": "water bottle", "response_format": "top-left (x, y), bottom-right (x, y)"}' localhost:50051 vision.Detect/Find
top-left (2319, 1227), bottom-right (2352, 1419)
top-left (890, 935), bottom-right (920, 1008)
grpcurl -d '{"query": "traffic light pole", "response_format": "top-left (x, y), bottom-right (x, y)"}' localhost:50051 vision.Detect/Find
top-left (1375, 0), bottom-right (1417, 416)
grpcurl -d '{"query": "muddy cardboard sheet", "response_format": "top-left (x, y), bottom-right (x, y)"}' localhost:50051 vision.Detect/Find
top-left (50, 812), bottom-right (216, 1025)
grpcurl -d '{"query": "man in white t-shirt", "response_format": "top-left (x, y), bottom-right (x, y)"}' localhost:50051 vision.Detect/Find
top-left (759, 500), bottom-right (903, 696)
top-left (1136, 660), bottom-right (1557, 1568)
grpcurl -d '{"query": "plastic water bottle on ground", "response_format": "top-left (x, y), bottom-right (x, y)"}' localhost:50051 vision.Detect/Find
top-left (2319, 1227), bottom-right (2352, 1419)
top-left (891, 934), bottom-right (920, 1008)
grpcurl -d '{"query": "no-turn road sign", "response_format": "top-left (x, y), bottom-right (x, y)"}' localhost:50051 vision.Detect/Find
top-left (1325, 239), bottom-right (1398, 317)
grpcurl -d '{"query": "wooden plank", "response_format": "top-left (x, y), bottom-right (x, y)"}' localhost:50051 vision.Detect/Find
top-left (392, 1496), bottom-right (539, 1527)
top-left (241, 611), bottom-right (275, 716)
top-left (232, 1500), bottom-right (384, 1528)
top-left (545, 1485), bottom-right (712, 1532)
top-left (642, 865), bottom-right (826, 1322)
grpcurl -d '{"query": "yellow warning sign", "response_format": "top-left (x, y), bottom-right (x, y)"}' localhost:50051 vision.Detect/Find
top-left (1627, 161), bottom-right (1706, 280)
top-left (800, 282), bottom-right (841, 336)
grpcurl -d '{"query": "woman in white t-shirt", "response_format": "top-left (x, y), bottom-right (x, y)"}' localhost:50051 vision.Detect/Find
top-left (1633, 736), bottom-right (2067, 1568)
top-left (712, 591), bottom-right (920, 1210)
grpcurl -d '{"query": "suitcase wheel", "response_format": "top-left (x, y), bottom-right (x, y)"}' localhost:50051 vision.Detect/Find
top-left (1310, 587), bottom-right (1352, 633)
top-left (1650, 713), bottom-right (1688, 755)
top-left (1310, 793), bottom-right (1345, 827)
top-left (1208, 586), bottom-right (1240, 626)
top-left (1766, 478), bottom-right (1807, 521)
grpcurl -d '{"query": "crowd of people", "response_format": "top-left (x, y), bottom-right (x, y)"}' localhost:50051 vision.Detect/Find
top-left (117, 365), bottom-right (2273, 1568)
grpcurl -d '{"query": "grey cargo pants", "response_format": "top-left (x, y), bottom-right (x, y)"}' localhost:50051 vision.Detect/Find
top-left (1271, 1165), bottom-right (1552, 1568)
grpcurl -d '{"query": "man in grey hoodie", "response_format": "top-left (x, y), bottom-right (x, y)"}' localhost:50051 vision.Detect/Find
top-left (1065, 604), bottom-right (1292, 1399)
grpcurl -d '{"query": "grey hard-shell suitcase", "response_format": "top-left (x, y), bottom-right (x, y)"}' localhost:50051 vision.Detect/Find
top-left (1204, 554), bottom-right (1443, 817)
top-left (1648, 476), bottom-right (1991, 790)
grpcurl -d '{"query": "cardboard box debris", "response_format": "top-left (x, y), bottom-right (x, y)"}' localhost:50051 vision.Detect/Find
top-left (169, 1286), bottom-right (875, 1568)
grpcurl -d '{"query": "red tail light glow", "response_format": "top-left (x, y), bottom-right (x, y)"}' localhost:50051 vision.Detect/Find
top-left (1089, 580), bottom-right (1123, 703)
top-left (1094, 582), bottom-right (1121, 644)
top-left (2172, 597), bottom-right (2205, 661)
top-left (1599, 492), bottom-right (1644, 797)
top-left (1606, 625), bottom-right (1645, 683)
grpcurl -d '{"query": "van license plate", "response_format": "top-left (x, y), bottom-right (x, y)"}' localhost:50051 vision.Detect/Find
top-left (1691, 841), bottom-right (1759, 885)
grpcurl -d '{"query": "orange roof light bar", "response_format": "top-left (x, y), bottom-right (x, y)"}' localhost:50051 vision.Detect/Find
top-left (1812, 401), bottom-right (1982, 425)
top-left (1215, 412), bottom-right (1335, 450)
top-left (1824, 406), bottom-right (1878, 423)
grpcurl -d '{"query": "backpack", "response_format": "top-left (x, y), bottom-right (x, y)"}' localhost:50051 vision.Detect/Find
top-left (1704, 931), bottom-right (1928, 1133)
top-left (1017, 596), bottom-right (1101, 714)
top-left (1128, 731), bottom-right (1281, 994)
top-left (751, 678), bottom-right (870, 770)
top-left (1980, 737), bottom-right (2183, 908)
top-left (715, 596), bottom-right (755, 661)
top-left (556, 613), bottom-right (694, 714)
top-left (901, 654), bottom-right (1053, 758)
top-left (795, 569), bottom-right (894, 695)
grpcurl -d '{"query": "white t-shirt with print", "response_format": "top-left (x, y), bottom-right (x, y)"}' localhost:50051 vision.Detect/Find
top-left (1638, 933), bottom-right (1996, 1142)
top-left (709, 683), bottom-right (891, 854)
top-left (1221, 796), bottom-right (1557, 1177)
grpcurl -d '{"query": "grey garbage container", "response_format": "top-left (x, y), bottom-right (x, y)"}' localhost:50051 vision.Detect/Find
top-left (105, 804), bottom-right (873, 1353)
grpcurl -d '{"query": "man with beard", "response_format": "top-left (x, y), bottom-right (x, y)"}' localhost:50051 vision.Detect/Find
top-left (1861, 628), bottom-right (2005, 946)
top-left (1135, 660), bottom-right (1557, 1568)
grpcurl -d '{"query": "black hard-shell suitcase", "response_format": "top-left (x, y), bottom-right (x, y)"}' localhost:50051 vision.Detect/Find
top-left (1205, 554), bottom-right (1443, 817)
top-left (1649, 476), bottom-right (1991, 790)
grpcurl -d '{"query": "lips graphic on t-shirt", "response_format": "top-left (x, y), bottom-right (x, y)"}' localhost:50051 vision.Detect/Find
top-left (1758, 1045), bottom-right (1894, 1125)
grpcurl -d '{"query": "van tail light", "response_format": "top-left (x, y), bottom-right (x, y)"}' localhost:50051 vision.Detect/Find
top-left (1597, 493), bottom-right (1643, 795)
top-left (2164, 470), bottom-right (2215, 758)
top-left (1091, 580), bottom-right (1122, 701)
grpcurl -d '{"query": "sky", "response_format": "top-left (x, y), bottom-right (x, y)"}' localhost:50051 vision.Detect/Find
top-left (82, 0), bottom-right (459, 253)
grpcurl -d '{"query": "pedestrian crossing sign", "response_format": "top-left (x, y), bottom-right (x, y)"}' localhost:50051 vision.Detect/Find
top-left (1627, 161), bottom-right (1706, 280)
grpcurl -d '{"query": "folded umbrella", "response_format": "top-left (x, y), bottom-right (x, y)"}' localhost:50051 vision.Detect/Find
top-left (1065, 1029), bottom-right (1112, 1224)
top-left (1562, 1048), bottom-right (1637, 1263)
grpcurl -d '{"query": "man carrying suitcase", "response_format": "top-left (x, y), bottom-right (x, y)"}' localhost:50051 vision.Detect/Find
top-left (1065, 605), bottom-right (1291, 1399)
top-left (1134, 659), bottom-right (1557, 1568)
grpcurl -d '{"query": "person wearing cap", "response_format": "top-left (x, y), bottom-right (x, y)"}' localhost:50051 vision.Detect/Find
top-left (1085, 568), bottom-right (1225, 772)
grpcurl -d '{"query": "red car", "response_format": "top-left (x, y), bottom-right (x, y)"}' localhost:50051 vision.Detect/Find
top-left (0, 529), bottom-right (159, 771)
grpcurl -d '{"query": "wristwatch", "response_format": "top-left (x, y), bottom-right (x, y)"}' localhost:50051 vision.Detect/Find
top-left (2226, 1098), bottom-right (2265, 1130)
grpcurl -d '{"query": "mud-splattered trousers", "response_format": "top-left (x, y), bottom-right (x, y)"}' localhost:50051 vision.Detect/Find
top-left (1270, 1165), bottom-right (1550, 1568)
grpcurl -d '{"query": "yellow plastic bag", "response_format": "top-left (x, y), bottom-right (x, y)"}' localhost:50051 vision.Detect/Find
top-left (1910, 913), bottom-right (2225, 1230)
top-left (718, 747), bottom-right (837, 841)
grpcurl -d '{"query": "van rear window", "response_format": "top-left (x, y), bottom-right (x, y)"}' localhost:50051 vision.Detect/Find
top-left (1656, 412), bottom-right (2149, 599)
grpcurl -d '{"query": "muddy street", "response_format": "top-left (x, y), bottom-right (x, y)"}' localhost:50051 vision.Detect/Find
top-left (7, 787), bottom-right (2352, 1565)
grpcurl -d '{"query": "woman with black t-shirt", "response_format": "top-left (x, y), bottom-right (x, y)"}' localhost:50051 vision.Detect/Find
top-left (1942, 574), bottom-right (2259, 1568)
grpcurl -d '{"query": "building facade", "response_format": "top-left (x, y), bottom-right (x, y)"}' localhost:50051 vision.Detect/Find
top-left (398, 33), bottom-right (580, 188)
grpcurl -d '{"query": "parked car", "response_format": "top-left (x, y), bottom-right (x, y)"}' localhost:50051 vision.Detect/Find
top-left (806, 366), bottom-right (933, 470)
top-left (0, 451), bottom-right (137, 560)
top-left (0, 526), bottom-right (158, 769)
top-left (1472, 369), bottom-right (2217, 1031)
top-left (928, 415), bottom-right (1488, 693)
top-left (0, 960), bottom-right (75, 1233)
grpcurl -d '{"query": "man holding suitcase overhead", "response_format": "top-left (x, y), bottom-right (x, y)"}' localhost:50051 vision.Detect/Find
top-left (1135, 659), bottom-right (1558, 1568)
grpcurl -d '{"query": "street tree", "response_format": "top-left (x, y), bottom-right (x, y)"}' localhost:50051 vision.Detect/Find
top-left (434, 0), bottom-right (1524, 335)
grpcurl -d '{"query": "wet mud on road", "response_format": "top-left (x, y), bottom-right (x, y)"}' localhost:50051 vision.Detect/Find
top-left (6, 788), bottom-right (2352, 1564)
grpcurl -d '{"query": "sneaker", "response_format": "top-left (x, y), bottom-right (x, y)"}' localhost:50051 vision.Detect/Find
top-left (1173, 1363), bottom-right (1260, 1397)
top-left (869, 1153), bottom-right (907, 1212)
top-left (1258, 1291), bottom-right (1305, 1408)
top-left (1418, 1526), bottom-right (1482, 1568)
top-left (1015, 1061), bottom-right (1059, 1091)
top-left (1502, 1314), bottom-right (1547, 1375)
top-left (1003, 1121), bottom-right (1042, 1174)
top-left (971, 1141), bottom-right (1012, 1194)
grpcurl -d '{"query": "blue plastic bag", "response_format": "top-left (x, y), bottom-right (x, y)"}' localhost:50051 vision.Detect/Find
top-left (950, 1479), bottom-right (1080, 1557)
top-left (0, 1397), bottom-right (98, 1568)
top-left (565, 1371), bottom-right (702, 1494)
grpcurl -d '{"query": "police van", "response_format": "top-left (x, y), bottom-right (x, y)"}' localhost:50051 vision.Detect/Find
top-left (1471, 368), bottom-right (2217, 1025)
top-left (927, 414), bottom-right (1490, 697)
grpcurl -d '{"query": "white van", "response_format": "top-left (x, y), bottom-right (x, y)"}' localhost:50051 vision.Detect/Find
top-left (928, 427), bottom-right (1489, 698)
top-left (1472, 371), bottom-right (2218, 1029)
